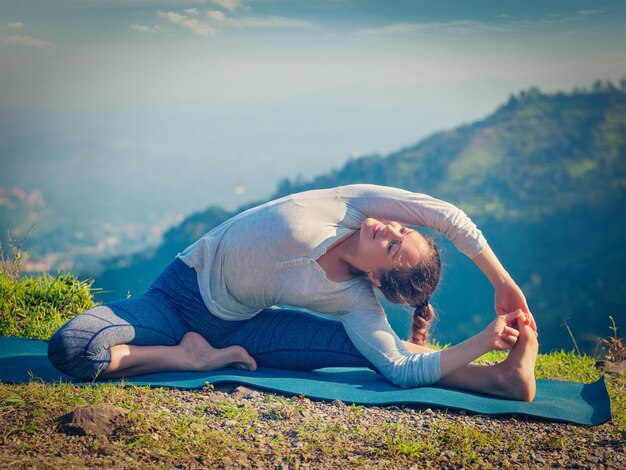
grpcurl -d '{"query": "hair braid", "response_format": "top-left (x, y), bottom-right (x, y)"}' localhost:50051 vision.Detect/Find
top-left (411, 302), bottom-right (435, 345)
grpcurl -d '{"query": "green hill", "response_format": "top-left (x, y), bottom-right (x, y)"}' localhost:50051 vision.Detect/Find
top-left (93, 83), bottom-right (626, 354)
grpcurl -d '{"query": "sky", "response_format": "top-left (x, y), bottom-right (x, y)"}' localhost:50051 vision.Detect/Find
top-left (1, 0), bottom-right (625, 239)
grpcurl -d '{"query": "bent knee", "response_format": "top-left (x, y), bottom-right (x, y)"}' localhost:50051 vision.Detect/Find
top-left (48, 324), bottom-right (111, 380)
top-left (47, 306), bottom-right (131, 380)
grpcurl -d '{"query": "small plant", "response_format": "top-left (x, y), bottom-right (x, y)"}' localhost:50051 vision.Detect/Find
top-left (0, 228), bottom-right (33, 281)
top-left (599, 315), bottom-right (625, 363)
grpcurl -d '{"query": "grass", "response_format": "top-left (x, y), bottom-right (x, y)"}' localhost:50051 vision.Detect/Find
top-left (4, 371), bottom-right (621, 467)
top-left (0, 243), bottom-right (625, 467)
top-left (0, 240), bottom-right (96, 340)
top-left (1, 349), bottom-right (624, 468)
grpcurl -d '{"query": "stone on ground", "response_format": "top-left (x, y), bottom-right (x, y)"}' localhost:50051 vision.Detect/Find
top-left (58, 405), bottom-right (128, 436)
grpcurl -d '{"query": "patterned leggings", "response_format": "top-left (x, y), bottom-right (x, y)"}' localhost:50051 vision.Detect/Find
top-left (48, 258), bottom-right (373, 380)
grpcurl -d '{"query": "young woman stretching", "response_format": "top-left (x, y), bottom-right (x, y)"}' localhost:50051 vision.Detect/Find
top-left (49, 185), bottom-right (539, 401)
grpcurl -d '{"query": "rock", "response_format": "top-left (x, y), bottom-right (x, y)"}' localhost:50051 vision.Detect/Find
top-left (230, 385), bottom-right (255, 399)
top-left (595, 360), bottom-right (626, 375)
top-left (58, 405), bottom-right (128, 436)
top-left (246, 391), bottom-right (261, 399)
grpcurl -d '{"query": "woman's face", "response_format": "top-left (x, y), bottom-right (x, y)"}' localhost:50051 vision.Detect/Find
top-left (356, 218), bottom-right (431, 286)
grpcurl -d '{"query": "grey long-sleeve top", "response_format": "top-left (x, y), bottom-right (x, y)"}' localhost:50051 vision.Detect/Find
top-left (177, 184), bottom-right (488, 388)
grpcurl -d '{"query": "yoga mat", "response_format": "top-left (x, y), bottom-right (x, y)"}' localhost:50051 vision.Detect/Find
top-left (0, 337), bottom-right (611, 426)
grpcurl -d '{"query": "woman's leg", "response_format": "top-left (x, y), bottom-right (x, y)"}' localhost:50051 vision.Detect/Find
top-left (48, 292), bottom-right (188, 379)
top-left (212, 307), bottom-right (376, 371)
top-left (403, 321), bottom-right (538, 401)
top-left (104, 332), bottom-right (256, 379)
top-left (48, 259), bottom-right (256, 380)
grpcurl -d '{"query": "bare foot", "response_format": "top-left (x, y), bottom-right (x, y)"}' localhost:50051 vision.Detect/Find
top-left (500, 321), bottom-right (538, 401)
top-left (179, 332), bottom-right (257, 372)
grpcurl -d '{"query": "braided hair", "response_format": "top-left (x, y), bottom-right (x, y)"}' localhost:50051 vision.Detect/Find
top-left (375, 238), bottom-right (441, 345)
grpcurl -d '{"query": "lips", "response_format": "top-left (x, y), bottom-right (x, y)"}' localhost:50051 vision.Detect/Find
top-left (373, 224), bottom-right (383, 239)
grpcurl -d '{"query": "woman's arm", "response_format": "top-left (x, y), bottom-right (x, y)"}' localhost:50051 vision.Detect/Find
top-left (472, 245), bottom-right (536, 333)
top-left (337, 184), bottom-right (488, 259)
top-left (438, 310), bottom-right (523, 377)
top-left (340, 308), bottom-right (525, 388)
top-left (340, 308), bottom-right (442, 388)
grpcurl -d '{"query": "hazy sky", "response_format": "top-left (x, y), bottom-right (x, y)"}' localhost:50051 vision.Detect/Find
top-left (2, 0), bottom-right (625, 218)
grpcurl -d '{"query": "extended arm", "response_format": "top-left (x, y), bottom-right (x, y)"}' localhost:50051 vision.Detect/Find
top-left (340, 308), bottom-right (442, 388)
top-left (472, 245), bottom-right (536, 333)
top-left (341, 308), bottom-right (525, 388)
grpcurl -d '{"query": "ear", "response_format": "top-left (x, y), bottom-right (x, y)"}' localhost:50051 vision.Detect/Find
top-left (367, 270), bottom-right (382, 288)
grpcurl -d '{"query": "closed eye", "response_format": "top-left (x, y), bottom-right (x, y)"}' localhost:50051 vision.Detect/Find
top-left (387, 225), bottom-right (409, 253)
top-left (389, 226), bottom-right (409, 256)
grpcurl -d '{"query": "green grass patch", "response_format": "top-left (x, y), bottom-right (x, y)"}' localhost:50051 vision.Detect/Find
top-left (0, 270), bottom-right (95, 340)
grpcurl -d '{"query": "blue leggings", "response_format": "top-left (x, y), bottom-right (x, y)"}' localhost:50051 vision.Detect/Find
top-left (48, 258), bottom-right (373, 380)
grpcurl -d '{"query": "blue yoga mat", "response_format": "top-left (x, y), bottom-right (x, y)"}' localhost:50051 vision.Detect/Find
top-left (0, 337), bottom-right (611, 425)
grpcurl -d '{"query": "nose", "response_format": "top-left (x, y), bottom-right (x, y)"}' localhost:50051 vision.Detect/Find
top-left (384, 224), bottom-right (401, 238)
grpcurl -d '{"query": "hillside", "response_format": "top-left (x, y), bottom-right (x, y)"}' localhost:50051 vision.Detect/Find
top-left (93, 84), bottom-right (626, 354)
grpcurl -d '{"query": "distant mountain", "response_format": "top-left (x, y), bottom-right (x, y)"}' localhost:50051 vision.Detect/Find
top-left (93, 83), bottom-right (626, 354)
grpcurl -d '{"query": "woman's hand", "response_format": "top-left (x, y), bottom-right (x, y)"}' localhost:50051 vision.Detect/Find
top-left (494, 278), bottom-right (537, 334)
top-left (480, 309), bottom-right (526, 351)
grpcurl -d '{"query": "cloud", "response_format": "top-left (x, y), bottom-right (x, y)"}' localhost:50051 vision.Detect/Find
top-left (207, 10), bottom-right (226, 22)
top-left (356, 20), bottom-right (503, 36)
top-left (355, 9), bottom-right (607, 37)
top-left (185, 8), bottom-right (199, 15)
top-left (156, 5), bottom-right (315, 37)
top-left (577, 9), bottom-right (605, 17)
top-left (207, 0), bottom-right (241, 11)
top-left (509, 9), bottom-right (606, 28)
top-left (225, 15), bottom-right (315, 29)
top-left (130, 24), bottom-right (158, 33)
top-left (8, 22), bottom-right (24, 29)
top-left (4, 34), bottom-right (55, 48)
top-left (157, 11), bottom-right (216, 36)
top-left (205, 12), bottom-right (316, 30)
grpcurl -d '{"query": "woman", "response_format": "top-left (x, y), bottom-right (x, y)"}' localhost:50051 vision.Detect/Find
top-left (49, 185), bottom-right (538, 401)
